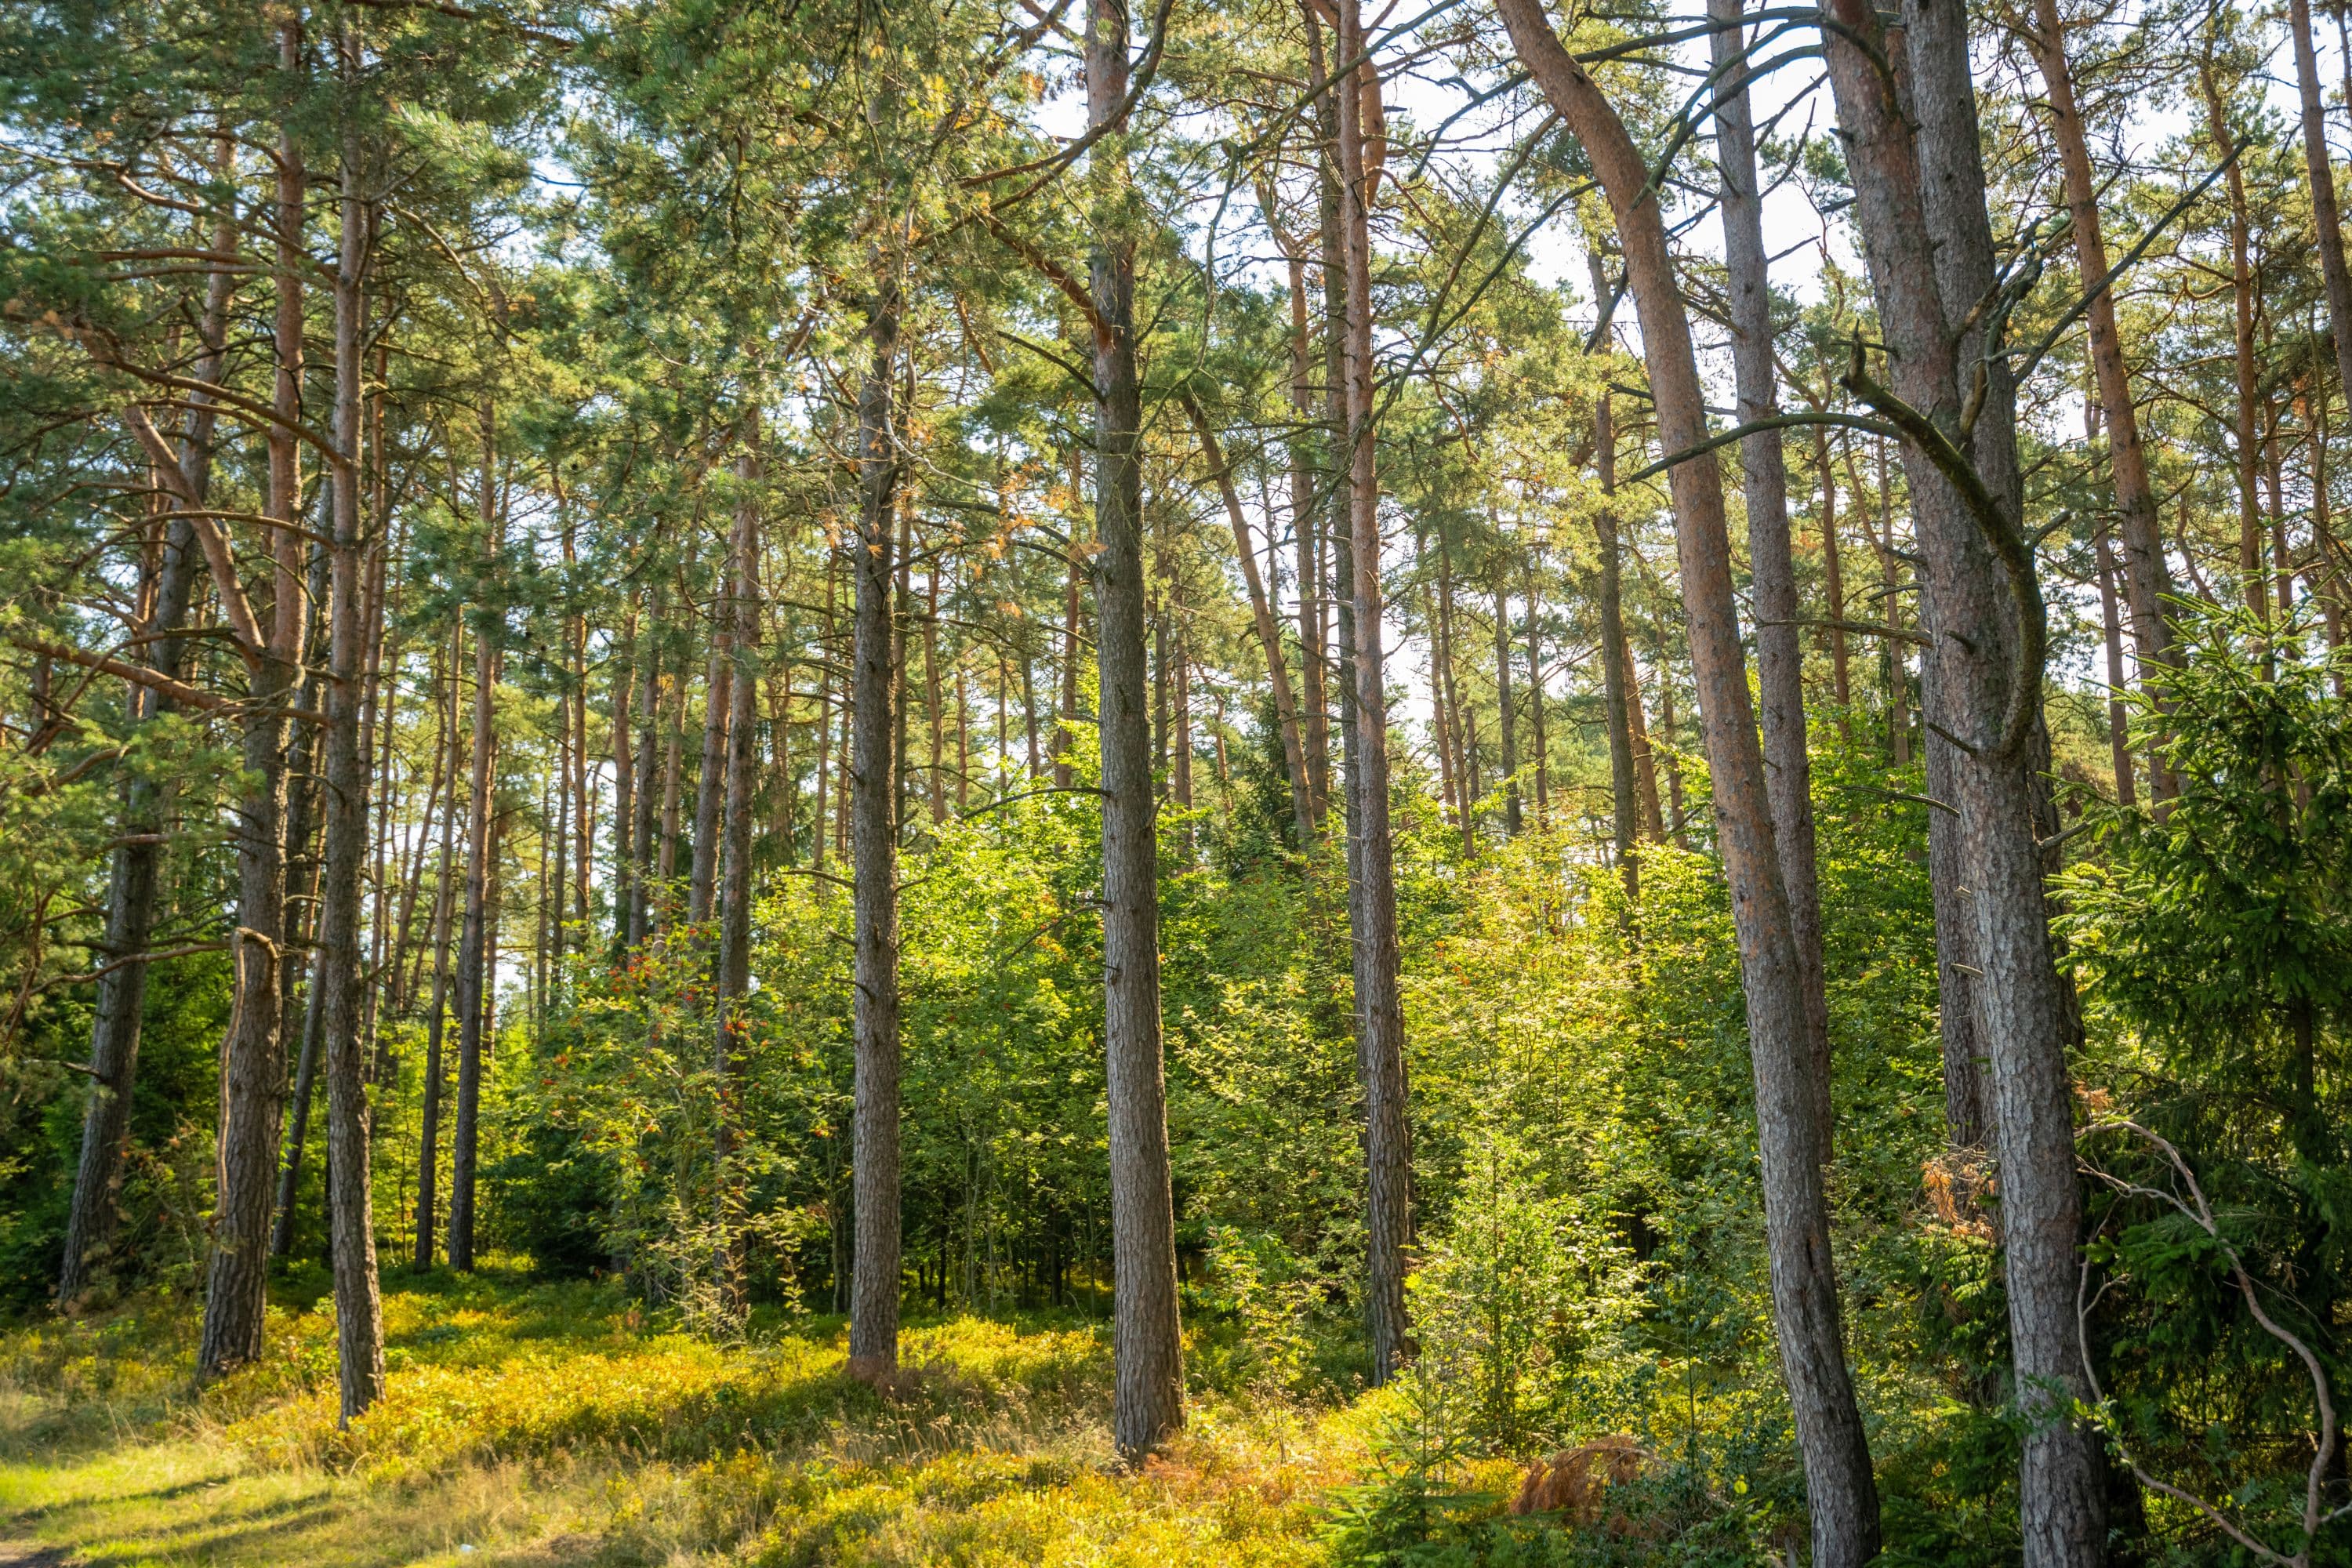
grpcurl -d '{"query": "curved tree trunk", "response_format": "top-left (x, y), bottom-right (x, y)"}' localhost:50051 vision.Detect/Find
top-left (1494, 2), bottom-right (1879, 1555)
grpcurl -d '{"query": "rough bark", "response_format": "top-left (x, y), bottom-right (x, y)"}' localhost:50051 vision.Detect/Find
top-left (59, 140), bottom-right (228, 1307)
top-left (1593, 389), bottom-right (1640, 905)
top-left (1820, 0), bottom-right (2101, 1553)
top-left (1334, 0), bottom-right (1414, 1385)
top-left (2292, 0), bottom-right (2352, 441)
top-left (1495, 1), bottom-right (1879, 1554)
top-left (689, 615), bottom-right (731, 924)
top-left (320, 125), bottom-right (383, 1417)
top-left (1091, 0), bottom-right (1185, 1458)
top-left (198, 32), bottom-right (308, 1373)
top-left (848, 290), bottom-right (905, 1384)
top-left (2094, 527), bottom-right (2137, 807)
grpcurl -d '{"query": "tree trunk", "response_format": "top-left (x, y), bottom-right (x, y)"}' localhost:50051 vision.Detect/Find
top-left (2292, 0), bottom-right (2352, 445)
top-left (1492, 570), bottom-right (1520, 836)
top-left (689, 609), bottom-right (731, 924)
top-left (198, 33), bottom-right (308, 1373)
top-left (2024, 0), bottom-right (2176, 712)
top-left (1593, 389), bottom-right (1639, 905)
top-left (1182, 393), bottom-right (1312, 840)
top-left (1284, 249), bottom-right (1332, 830)
top-left (59, 136), bottom-right (229, 1308)
top-left (1820, 0), bottom-right (2101, 1552)
top-left (447, 402), bottom-right (502, 1274)
top-left (2094, 527), bottom-right (2137, 807)
top-left (610, 597), bottom-right (637, 946)
top-left (2201, 66), bottom-right (2268, 624)
top-left (848, 289), bottom-right (905, 1384)
top-left (414, 670), bottom-right (460, 1269)
top-left (1091, 0), bottom-right (1185, 1458)
top-left (1334, 0), bottom-right (1414, 1385)
top-left (321, 122), bottom-right (383, 1417)
top-left (1813, 424), bottom-right (1853, 717)
top-left (714, 419), bottom-right (762, 1316)
top-left (1496, 2), bottom-right (1880, 1555)
top-left (1711, 0), bottom-right (1832, 1139)
top-left (1523, 558), bottom-right (1548, 825)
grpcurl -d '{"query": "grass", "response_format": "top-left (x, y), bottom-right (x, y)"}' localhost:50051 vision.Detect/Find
top-left (0, 1269), bottom-right (1373, 1566)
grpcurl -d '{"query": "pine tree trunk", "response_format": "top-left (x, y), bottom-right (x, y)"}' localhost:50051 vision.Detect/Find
top-left (2024, 0), bottom-right (2176, 717)
top-left (447, 403), bottom-right (502, 1274)
top-left (1820, 0), bottom-right (2100, 1552)
top-left (1182, 393), bottom-right (1312, 840)
top-left (714, 420), bottom-right (762, 1314)
top-left (1334, 0), bottom-right (1414, 1385)
top-left (1091, 0), bottom-right (1185, 1458)
top-left (848, 289), bottom-right (905, 1384)
top-left (414, 677), bottom-right (459, 1269)
top-left (689, 607), bottom-right (731, 924)
top-left (59, 139), bottom-right (228, 1306)
top-left (2094, 528), bottom-right (2137, 807)
top-left (1592, 387), bottom-right (1640, 905)
top-left (321, 127), bottom-right (383, 1417)
top-left (1496, 3), bottom-right (1880, 1554)
top-left (1711, 0), bottom-right (1832, 1138)
top-left (199, 42), bottom-right (307, 1373)
top-left (1492, 572), bottom-right (1519, 836)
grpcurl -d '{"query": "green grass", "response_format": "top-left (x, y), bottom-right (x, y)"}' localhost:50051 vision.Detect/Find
top-left (0, 1270), bottom-right (1366, 1566)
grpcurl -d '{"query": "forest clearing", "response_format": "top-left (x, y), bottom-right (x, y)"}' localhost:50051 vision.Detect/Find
top-left (4, 0), bottom-right (2350, 1561)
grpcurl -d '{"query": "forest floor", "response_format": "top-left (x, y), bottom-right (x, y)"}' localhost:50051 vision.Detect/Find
top-left (0, 1269), bottom-right (1421, 1567)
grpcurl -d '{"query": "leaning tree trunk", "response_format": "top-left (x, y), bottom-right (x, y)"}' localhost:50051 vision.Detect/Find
top-left (1821, 0), bottom-right (2100, 1555)
top-left (1091, 0), bottom-right (1185, 1460)
top-left (847, 289), bottom-right (906, 1385)
top-left (1494, 1), bottom-right (1880, 1556)
top-left (1334, 0), bottom-right (1414, 1385)
top-left (446, 401), bottom-right (501, 1274)
top-left (320, 125), bottom-right (383, 1418)
top-left (1711, 0), bottom-right (1831, 1138)
top-left (58, 140), bottom-right (230, 1306)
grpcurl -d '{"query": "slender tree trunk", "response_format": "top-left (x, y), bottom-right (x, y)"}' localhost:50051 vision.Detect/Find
top-left (1091, 0), bottom-right (1185, 1457)
top-left (1055, 503), bottom-right (1080, 790)
top-left (447, 402), bottom-right (502, 1274)
top-left (1712, 0), bottom-right (1832, 1138)
top-left (2024, 0), bottom-right (2175, 712)
top-left (2094, 528), bottom-right (2137, 807)
top-left (714, 419), bottom-right (762, 1314)
top-left (1624, 644), bottom-right (1666, 844)
top-left (1813, 424), bottom-right (1853, 717)
top-left (1523, 557), bottom-right (1548, 825)
top-left (1183, 393), bottom-right (1312, 840)
top-left (848, 289), bottom-right (906, 1384)
top-left (2292, 0), bottom-right (2352, 431)
top-left (1821, 0), bottom-right (2100, 1552)
top-left (1334, 0), bottom-right (1414, 1385)
top-left (925, 568), bottom-right (947, 826)
top-left (689, 630), bottom-right (730, 927)
top-left (1284, 251), bottom-right (1332, 830)
top-left (2201, 67), bottom-right (2268, 624)
top-left (414, 666), bottom-right (459, 1269)
top-left (1492, 570), bottom-right (1520, 836)
top-left (611, 597), bottom-right (637, 946)
top-left (1496, 4), bottom-right (1880, 1554)
top-left (60, 136), bottom-right (229, 1307)
top-left (1593, 387), bottom-right (1639, 905)
top-left (321, 118), bottom-right (382, 1417)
